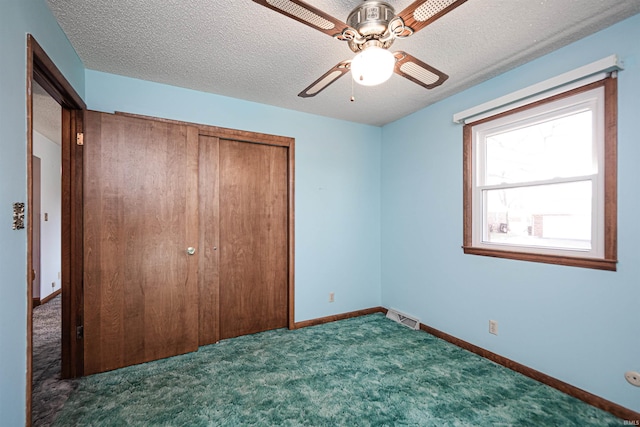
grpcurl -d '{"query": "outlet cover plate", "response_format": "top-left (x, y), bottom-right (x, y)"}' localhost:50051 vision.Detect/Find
top-left (489, 320), bottom-right (498, 335)
top-left (625, 371), bottom-right (640, 387)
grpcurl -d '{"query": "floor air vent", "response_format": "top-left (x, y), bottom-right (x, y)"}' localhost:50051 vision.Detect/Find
top-left (386, 309), bottom-right (420, 330)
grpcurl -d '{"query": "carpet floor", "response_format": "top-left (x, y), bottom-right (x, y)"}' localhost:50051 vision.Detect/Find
top-left (54, 313), bottom-right (621, 426)
top-left (32, 295), bottom-right (78, 426)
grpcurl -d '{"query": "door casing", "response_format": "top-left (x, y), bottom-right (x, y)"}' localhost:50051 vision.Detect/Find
top-left (26, 34), bottom-right (86, 425)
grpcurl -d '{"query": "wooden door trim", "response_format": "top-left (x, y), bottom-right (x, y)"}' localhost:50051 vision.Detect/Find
top-left (113, 111), bottom-right (294, 147)
top-left (29, 36), bottom-right (85, 109)
top-left (27, 34), bottom-right (85, 423)
top-left (287, 141), bottom-right (295, 329)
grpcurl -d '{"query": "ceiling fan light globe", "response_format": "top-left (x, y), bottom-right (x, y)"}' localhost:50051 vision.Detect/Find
top-left (351, 46), bottom-right (395, 86)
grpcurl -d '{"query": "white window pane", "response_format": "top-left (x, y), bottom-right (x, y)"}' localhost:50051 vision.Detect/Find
top-left (484, 181), bottom-right (592, 251)
top-left (485, 111), bottom-right (593, 185)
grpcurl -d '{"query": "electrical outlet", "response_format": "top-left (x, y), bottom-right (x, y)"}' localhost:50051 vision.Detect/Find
top-left (625, 371), bottom-right (640, 387)
top-left (329, 292), bottom-right (335, 303)
top-left (489, 320), bottom-right (498, 335)
top-left (58, 272), bottom-right (61, 279)
top-left (51, 282), bottom-right (55, 288)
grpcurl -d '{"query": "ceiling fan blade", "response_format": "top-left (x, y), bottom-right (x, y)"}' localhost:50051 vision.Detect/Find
top-left (252, 0), bottom-right (349, 38)
top-left (298, 60), bottom-right (351, 98)
top-left (397, 0), bottom-right (468, 35)
top-left (393, 51), bottom-right (448, 90)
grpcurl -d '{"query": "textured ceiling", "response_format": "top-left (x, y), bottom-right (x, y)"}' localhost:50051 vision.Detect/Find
top-left (46, 0), bottom-right (640, 126)
top-left (33, 81), bottom-right (61, 145)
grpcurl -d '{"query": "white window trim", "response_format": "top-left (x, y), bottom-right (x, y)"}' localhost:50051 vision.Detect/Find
top-left (470, 87), bottom-right (605, 259)
top-left (453, 55), bottom-right (623, 125)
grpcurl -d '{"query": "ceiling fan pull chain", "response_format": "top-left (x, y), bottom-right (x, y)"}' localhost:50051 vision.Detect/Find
top-left (350, 75), bottom-right (355, 102)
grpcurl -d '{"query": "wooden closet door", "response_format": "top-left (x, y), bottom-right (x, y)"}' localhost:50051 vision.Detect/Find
top-left (218, 139), bottom-right (289, 340)
top-left (198, 135), bottom-right (220, 346)
top-left (83, 111), bottom-right (199, 374)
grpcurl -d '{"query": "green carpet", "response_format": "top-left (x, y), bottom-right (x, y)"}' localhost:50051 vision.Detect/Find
top-left (53, 313), bottom-right (621, 426)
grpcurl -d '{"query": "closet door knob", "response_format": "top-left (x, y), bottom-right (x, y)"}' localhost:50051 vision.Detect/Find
top-left (186, 247), bottom-right (196, 255)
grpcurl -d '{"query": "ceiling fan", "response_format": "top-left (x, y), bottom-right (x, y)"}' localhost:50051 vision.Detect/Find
top-left (252, 0), bottom-right (468, 98)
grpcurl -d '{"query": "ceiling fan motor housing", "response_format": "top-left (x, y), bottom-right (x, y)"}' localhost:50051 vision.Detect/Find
top-left (347, 1), bottom-right (396, 51)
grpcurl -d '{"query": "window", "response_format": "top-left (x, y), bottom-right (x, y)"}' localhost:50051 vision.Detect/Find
top-left (463, 77), bottom-right (617, 270)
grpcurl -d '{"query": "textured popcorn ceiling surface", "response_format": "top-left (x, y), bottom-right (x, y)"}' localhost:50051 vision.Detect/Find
top-left (46, 0), bottom-right (640, 126)
top-left (33, 81), bottom-right (61, 145)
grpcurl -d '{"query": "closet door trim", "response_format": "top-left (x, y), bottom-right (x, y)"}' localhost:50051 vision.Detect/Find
top-left (114, 112), bottom-right (293, 148)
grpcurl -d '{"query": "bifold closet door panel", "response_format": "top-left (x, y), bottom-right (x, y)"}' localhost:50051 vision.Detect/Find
top-left (83, 111), bottom-right (199, 374)
top-left (198, 135), bottom-right (220, 346)
top-left (218, 139), bottom-right (289, 340)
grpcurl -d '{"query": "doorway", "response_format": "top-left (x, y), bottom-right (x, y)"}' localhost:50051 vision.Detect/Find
top-left (26, 35), bottom-right (86, 425)
top-left (30, 79), bottom-right (66, 425)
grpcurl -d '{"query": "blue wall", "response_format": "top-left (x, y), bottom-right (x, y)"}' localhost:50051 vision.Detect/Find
top-left (381, 14), bottom-right (640, 412)
top-left (0, 0), bottom-right (85, 424)
top-left (85, 71), bottom-right (383, 323)
top-left (2, 1), bottom-right (639, 424)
